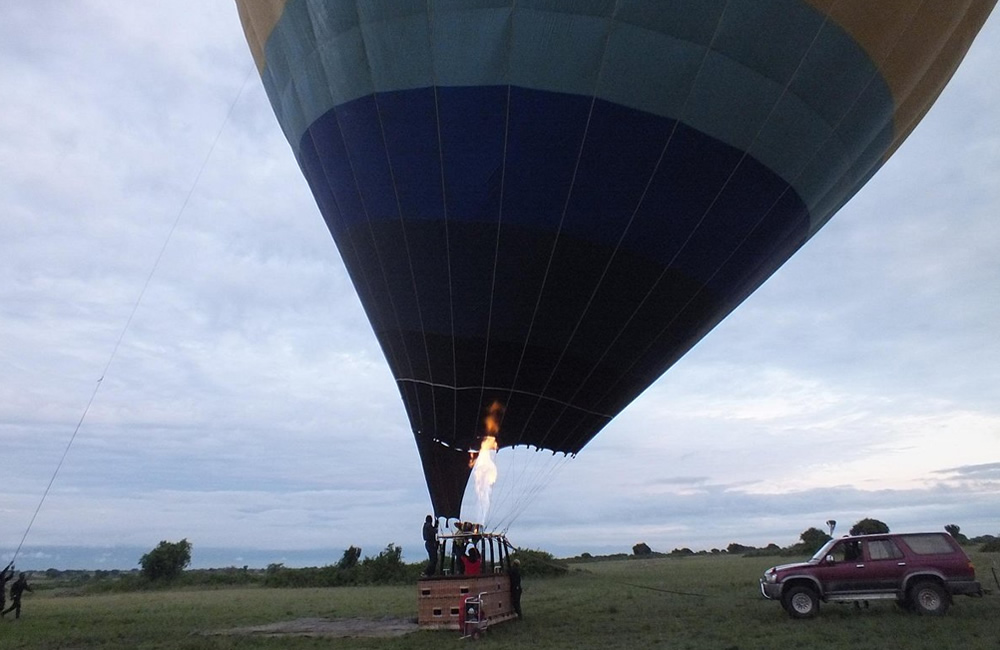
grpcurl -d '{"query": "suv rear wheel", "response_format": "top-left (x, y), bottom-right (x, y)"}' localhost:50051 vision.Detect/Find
top-left (910, 581), bottom-right (950, 616)
top-left (781, 585), bottom-right (819, 618)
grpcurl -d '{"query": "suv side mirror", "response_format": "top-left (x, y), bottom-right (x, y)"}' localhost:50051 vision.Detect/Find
top-left (825, 555), bottom-right (835, 564)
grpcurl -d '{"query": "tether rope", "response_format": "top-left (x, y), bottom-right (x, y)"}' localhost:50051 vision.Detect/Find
top-left (513, 550), bottom-right (714, 599)
top-left (8, 64), bottom-right (256, 563)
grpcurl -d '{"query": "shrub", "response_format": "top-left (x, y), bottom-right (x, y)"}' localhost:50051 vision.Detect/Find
top-left (512, 548), bottom-right (568, 577)
top-left (359, 543), bottom-right (409, 584)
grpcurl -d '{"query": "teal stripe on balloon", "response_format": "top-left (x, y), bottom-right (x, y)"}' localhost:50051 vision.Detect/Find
top-left (258, 0), bottom-right (894, 233)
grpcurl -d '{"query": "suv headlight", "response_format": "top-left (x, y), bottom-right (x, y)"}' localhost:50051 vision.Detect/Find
top-left (765, 568), bottom-right (778, 583)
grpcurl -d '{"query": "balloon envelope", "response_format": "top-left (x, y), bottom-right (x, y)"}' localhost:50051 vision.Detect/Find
top-left (237, 0), bottom-right (995, 518)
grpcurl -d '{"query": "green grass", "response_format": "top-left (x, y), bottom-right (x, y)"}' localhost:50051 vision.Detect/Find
top-left (2, 552), bottom-right (997, 649)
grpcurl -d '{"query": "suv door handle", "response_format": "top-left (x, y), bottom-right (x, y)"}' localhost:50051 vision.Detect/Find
top-left (897, 562), bottom-right (906, 566)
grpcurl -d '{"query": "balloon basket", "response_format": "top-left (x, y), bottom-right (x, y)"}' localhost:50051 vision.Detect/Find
top-left (418, 531), bottom-right (517, 630)
top-left (418, 573), bottom-right (516, 630)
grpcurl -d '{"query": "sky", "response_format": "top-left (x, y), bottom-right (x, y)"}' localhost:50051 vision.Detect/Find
top-left (1, 3), bottom-right (998, 570)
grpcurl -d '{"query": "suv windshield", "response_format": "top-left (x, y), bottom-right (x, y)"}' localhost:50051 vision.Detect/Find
top-left (809, 539), bottom-right (838, 562)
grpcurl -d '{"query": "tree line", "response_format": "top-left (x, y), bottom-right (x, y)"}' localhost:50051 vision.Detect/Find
top-left (621, 520), bottom-right (999, 560)
top-left (23, 521), bottom-right (998, 590)
top-left (32, 542), bottom-right (564, 593)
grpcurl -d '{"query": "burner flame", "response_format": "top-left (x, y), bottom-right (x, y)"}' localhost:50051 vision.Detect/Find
top-left (469, 401), bottom-right (503, 523)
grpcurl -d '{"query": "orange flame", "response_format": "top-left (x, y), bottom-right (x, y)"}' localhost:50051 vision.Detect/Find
top-left (469, 401), bottom-right (503, 523)
top-left (469, 401), bottom-right (504, 468)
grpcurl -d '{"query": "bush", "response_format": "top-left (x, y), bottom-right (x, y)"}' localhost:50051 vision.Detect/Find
top-left (743, 544), bottom-right (784, 558)
top-left (359, 543), bottom-right (410, 584)
top-left (263, 563), bottom-right (353, 588)
top-left (980, 538), bottom-right (1000, 553)
top-left (512, 548), bottom-right (568, 577)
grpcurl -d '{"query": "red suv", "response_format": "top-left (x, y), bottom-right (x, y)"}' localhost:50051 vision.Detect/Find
top-left (760, 532), bottom-right (981, 618)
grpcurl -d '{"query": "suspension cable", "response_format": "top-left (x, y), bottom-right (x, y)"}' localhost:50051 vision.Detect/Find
top-left (8, 65), bottom-right (256, 563)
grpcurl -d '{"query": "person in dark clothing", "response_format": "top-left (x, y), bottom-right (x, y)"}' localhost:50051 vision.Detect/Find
top-left (0, 563), bottom-right (13, 614)
top-left (422, 515), bottom-right (438, 576)
top-left (1, 572), bottom-right (31, 619)
top-left (509, 559), bottom-right (523, 619)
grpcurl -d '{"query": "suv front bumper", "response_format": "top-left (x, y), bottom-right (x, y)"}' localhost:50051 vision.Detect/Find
top-left (760, 579), bottom-right (781, 600)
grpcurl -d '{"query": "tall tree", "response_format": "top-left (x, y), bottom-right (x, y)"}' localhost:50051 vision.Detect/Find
top-left (799, 527), bottom-right (832, 553)
top-left (139, 539), bottom-right (192, 581)
top-left (944, 524), bottom-right (968, 542)
top-left (849, 518), bottom-right (890, 535)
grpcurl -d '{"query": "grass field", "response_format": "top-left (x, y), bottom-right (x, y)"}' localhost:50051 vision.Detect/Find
top-left (1, 551), bottom-right (997, 649)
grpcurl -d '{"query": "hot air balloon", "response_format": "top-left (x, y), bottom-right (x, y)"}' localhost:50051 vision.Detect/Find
top-left (235, 0), bottom-right (995, 520)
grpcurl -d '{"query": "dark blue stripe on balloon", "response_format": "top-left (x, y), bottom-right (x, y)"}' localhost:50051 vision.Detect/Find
top-left (299, 85), bottom-right (809, 303)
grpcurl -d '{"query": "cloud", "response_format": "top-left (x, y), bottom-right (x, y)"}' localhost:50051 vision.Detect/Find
top-left (935, 462), bottom-right (1000, 479)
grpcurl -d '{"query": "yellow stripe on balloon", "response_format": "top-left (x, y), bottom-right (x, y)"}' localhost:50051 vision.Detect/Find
top-left (804, 0), bottom-right (996, 157)
top-left (235, 0), bottom-right (289, 75)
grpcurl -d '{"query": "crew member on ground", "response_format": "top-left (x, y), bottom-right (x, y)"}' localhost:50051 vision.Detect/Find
top-left (509, 558), bottom-right (523, 619)
top-left (2, 572), bottom-right (31, 619)
top-left (0, 563), bottom-right (13, 615)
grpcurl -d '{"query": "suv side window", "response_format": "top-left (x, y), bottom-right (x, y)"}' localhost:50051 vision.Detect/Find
top-left (829, 540), bottom-right (863, 562)
top-left (866, 539), bottom-right (904, 560)
top-left (902, 534), bottom-right (954, 555)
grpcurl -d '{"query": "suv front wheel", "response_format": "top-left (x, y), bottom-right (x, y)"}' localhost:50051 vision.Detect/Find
top-left (909, 581), bottom-right (950, 616)
top-left (781, 585), bottom-right (820, 618)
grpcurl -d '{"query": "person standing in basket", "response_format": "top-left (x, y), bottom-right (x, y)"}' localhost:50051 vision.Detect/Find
top-left (422, 515), bottom-right (438, 576)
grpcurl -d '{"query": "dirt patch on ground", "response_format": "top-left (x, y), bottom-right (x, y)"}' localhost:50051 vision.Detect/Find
top-left (208, 616), bottom-right (419, 639)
